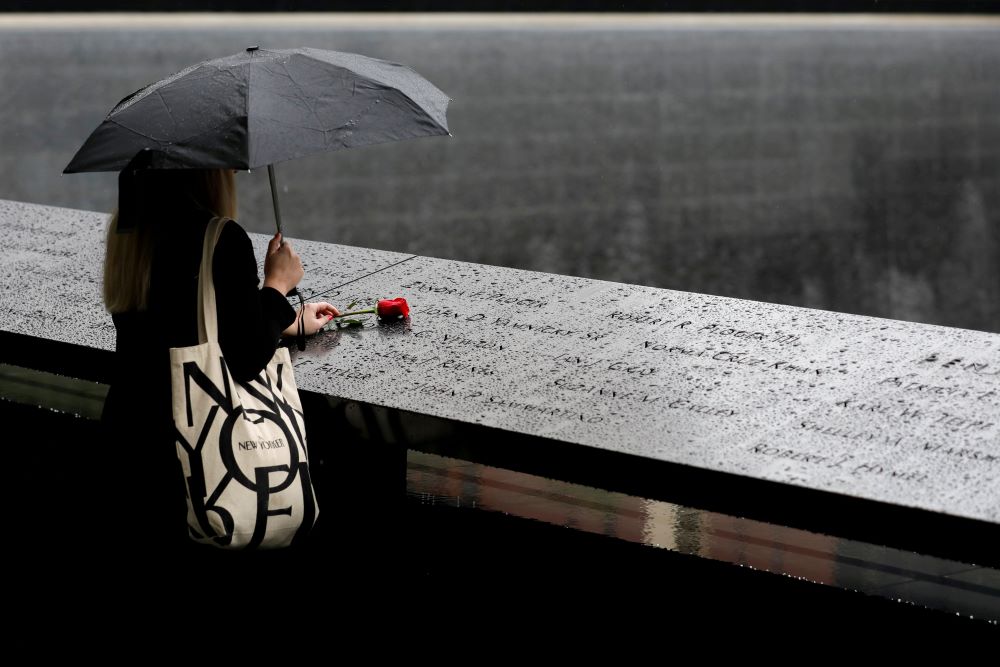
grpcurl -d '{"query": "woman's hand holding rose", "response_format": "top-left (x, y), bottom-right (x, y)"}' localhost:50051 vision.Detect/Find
top-left (283, 301), bottom-right (340, 337)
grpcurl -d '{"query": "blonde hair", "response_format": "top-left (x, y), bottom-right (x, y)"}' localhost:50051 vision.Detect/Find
top-left (104, 169), bottom-right (237, 313)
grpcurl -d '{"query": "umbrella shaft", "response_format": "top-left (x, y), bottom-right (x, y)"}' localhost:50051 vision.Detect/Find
top-left (268, 163), bottom-right (283, 237)
top-left (267, 163), bottom-right (299, 300)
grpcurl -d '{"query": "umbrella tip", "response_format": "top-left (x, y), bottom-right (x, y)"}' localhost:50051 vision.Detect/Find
top-left (246, 45), bottom-right (259, 53)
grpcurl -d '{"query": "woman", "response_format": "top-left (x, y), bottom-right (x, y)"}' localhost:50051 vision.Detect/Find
top-left (99, 163), bottom-right (337, 556)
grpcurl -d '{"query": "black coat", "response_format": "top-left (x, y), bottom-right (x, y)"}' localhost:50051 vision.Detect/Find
top-left (99, 212), bottom-right (296, 553)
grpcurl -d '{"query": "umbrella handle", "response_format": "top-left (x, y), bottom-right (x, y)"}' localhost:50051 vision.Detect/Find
top-left (267, 163), bottom-right (283, 239)
top-left (267, 163), bottom-right (300, 303)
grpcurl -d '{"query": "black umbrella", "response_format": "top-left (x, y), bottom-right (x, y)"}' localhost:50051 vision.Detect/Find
top-left (64, 46), bottom-right (450, 234)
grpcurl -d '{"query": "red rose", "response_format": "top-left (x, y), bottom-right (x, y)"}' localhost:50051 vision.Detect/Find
top-left (377, 297), bottom-right (410, 319)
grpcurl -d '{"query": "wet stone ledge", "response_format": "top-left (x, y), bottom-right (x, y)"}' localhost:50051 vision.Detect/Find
top-left (1, 199), bottom-right (998, 562)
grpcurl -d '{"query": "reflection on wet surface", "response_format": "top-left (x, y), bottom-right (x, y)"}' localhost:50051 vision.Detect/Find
top-left (4, 17), bottom-right (1000, 332)
top-left (407, 449), bottom-right (1000, 623)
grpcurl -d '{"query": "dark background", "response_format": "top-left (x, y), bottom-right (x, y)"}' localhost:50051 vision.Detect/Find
top-left (3, 1), bottom-right (1000, 14)
top-left (2, 11), bottom-right (998, 334)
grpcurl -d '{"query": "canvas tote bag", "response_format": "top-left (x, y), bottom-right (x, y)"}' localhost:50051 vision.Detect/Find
top-left (170, 217), bottom-right (318, 549)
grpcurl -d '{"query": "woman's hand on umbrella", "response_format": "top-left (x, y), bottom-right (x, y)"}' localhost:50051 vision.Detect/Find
top-left (263, 233), bottom-right (304, 296)
top-left (283, 302), bottom-right (340, 337)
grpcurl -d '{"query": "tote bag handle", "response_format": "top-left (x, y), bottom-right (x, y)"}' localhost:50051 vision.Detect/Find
top-left (195, 217), bottom-right (229, 345)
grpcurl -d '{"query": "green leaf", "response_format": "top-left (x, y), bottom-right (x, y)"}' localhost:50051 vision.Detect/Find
top-left (346, 301), bottom-right (357, 310)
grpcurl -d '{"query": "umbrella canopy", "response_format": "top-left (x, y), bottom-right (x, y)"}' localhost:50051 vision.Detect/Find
top-left (64, 46), bottom-right (450, 174)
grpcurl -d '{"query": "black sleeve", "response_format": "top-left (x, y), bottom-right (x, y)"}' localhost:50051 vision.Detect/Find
top-left (212, 220), bottom-right (297, 383)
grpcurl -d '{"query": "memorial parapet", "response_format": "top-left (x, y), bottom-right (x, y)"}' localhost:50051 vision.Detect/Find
top-left (2, 199), bottom-right (997, 568)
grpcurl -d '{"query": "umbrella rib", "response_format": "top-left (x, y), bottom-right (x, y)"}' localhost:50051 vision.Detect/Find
top-left (254, 114), bottom-right (326, 135)
top-left (154, 89), bottom-right (180, 129)
top-left (326, 89), bottom-right (444, 143)
top-left (279, 60), bottom-right (325, 133)
top-left (323, 94), bottom-right (385, 144)
top-left (108, 115), bottom-right (244, 156)
top-left (107, 117), bottom-right (160, 144)
top-left (110, 60), bottom-right (203, 116)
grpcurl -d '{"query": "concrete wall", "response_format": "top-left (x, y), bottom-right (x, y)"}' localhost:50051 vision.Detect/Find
top-left (1, 14), bottom-right (997, 331)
